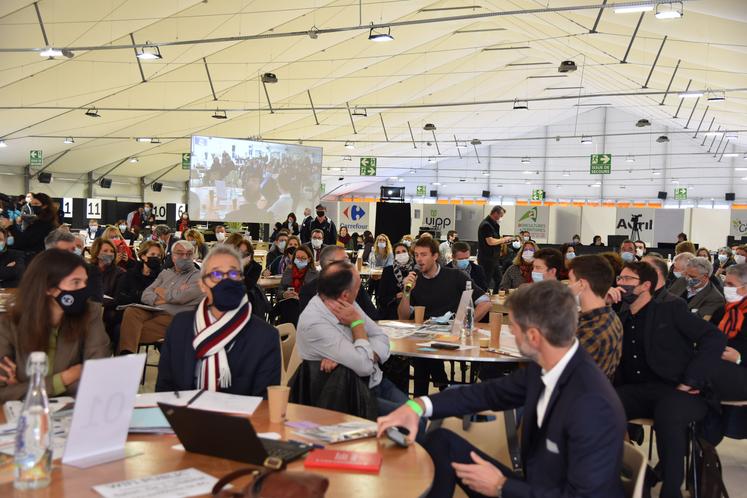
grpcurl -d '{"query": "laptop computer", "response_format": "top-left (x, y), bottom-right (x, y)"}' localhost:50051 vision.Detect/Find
top-left (158, 402), bottom-right (312, 468)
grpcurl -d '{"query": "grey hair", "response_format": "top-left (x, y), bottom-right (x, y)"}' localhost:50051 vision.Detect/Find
top-left (505, 280), bottom-right (578, 347)
top-left (154, 224), bottom-right (171, 237)
top-left (726, 263), bottom-right (747, 284)
top-left (44, 228), bottom-right (76, 249)
top-left (673, 252), bottom-right (695, 267)
top-left (172, 239), bottom-right (193, 253)
top-left (200, 244), bottom-right (242, 277)
top-left (718, 246), bottom-right (733, 256)
top-left (319, 244), bottom-right (346, 269)
top-left (686, 256), bottom-right (713, 277)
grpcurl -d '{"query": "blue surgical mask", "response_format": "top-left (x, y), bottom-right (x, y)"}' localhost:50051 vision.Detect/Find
top-left (294, 259), bottom-right (308, 270)
top-left (566, 252), bottom-right (575, 260)
top-left (686, 277), bottom-right (701, 289)
top-left (512, 241), bottom-right (521, 250)
top-left (531, 271), bottom-right (544, 283)
top-left (621, 251), bottom-right (635, 263)
top-left (73, 247), bottom-right (83, 257)
top-left (277, 241), bottom-right (286, 251)
top-left (456, 259), bottom-right (470, 270)
top-left (718, 254), bottom-right (728, 264)
top-left (377, 242), bottom-right (386, 249)
top-left (0, 242), bottom-right (5, 252)
top-left (6, 236), bottom-right (13, 246)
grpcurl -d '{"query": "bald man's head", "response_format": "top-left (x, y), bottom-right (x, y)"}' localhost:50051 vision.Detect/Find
top-left (319, 245), bottom-right (348, 269)
top-left (318, 260), bottom-right (360, 304)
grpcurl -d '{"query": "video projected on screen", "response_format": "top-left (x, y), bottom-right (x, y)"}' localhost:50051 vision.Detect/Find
top-left (188, 136), bottom-right (323, 223)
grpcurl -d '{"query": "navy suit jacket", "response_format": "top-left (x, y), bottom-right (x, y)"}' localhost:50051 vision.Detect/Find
top-left (429, 346), bottom-right (626, 498)
top-left (156, 310), bottom-right (281, 398)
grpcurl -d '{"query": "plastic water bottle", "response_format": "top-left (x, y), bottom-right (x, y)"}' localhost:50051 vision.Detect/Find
top-left (461, 281), bottom-right (474, 340)
top-left (14, 352), bottom-right (52, 490)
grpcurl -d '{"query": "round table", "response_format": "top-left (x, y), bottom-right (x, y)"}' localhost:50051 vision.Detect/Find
top-left (0, 402), bottom-right (434, 497)
top-left (259, 276), bottom-right (283, 290)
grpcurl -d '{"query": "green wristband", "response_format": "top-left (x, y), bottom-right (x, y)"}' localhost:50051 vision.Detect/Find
top-left (406, 399), bottom-right (424, 417)
top-left (350, 319), bottom-right (365, 329)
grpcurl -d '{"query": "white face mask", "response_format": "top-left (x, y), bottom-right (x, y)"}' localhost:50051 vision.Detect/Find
top-left (119, 224), bottom-right (127, 232)
top-left (512, 241), bottom-right (521, 250)
top-left (395, 253), bottom-right (409, 265)
top-left (403, 240), bottom-right (411, 247)
top-left (736, 255), bottom-right (746, 265)
top-left (311, 238), bottom-right (322, 249)
top-left (522, 250), bottom-right (534, 263)
top-left (724, 286), bottom-right (744, 303)
top-left (216, 232), bottom-right (226, 241)
top-left (718, 254), bottom-right (728, 264)
top-left (635, 248), bottom-right (644, 257)
top-left (377, 241), bottom-right (387, 249)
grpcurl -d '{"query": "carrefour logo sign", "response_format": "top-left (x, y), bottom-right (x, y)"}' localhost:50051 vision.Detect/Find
top-left (343, 205), bottom-right (366, 221)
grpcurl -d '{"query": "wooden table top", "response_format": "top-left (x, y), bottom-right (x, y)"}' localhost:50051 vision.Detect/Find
top-left (259, 276), bottom-right (283, 289)
top-left (385, 321), bottom-right (528, 364)
top-left (0, 402), bottom-right (434, 498)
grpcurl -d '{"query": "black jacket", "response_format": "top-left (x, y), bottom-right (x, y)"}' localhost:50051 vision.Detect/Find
top-left (298, 278), bottom-right (378, 320)
top-left (308, 217), bottom-right (337, 246)
top-left (156, 309), bottom-right (281, 398)
top-left (300, 216), bottom-right (313, 243)
top-left (377, 266), bottom-right (403, 319)
top-left (244, 260), bottom-right (262, 289)
top-left (710, 306), bottom-right (747, 364)
top-left (288, 360), bottom-right (378, 420)
top-left (616, 297), bottom-right (726, 389)
top-left (430, 346), bottom-right (626, 497)
top-left (447, 261), bottom-right (488, 292)
top-left (8, 219), bottom-right (56, 256)
top-left (0, 249), bottom-right (26, 288)
top-left (114, 262), bottom-right (160, 307)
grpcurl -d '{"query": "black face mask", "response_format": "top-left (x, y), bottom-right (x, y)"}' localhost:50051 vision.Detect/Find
top-left (54, 287), bottom-right (90, 316)
top-left (146, 257), bottom-right (162, 271)
top-left (619, 284), bottom-right (639, 305)
top-left (211, 279), bottom-right (246, 311)
top-left (316, 210), bottom-right (325, 218)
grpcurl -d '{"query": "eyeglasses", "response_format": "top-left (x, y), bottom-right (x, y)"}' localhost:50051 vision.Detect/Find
top-left (173, 251), bottom-right (194, 258)
top-left (203, 269), bottom-right (243, 283)
top-left (616, 275), bottom-right (640, 282)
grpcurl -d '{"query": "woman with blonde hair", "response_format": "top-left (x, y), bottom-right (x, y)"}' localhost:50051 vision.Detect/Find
top-left (499, 240), bottom-right (539, 290)
top-left (369, 234), bottom-right (394, 268)
top-left (183, 228), bottom-right (208, 260)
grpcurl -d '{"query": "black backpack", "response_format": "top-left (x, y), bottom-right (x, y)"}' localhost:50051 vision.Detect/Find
top-left (690, 437), bottom-right (730, 498)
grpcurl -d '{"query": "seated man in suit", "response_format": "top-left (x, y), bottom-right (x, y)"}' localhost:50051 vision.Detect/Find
top-left (299, 245), bottom-right (377, 319)
top-left (156, 244), bottom-right (280, 397)
top-left (614, 262), bottom-right (726, 498)
top-left (297, 260), bottom-right (405, 415)
top-left (378, 280), bottom-right (627, 498)
top-left (668, 256), bottom-right (724, 318)
top-left (447, 241), bottom-right (487, 291)
top-left (642, 255), bottom-right (680, 302)
top-left (304, 229), bottom-right (326, 264)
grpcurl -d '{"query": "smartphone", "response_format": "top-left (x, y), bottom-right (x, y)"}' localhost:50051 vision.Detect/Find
top-left (386, 426), bottom-right (410, 448)
top-left (431, 342), bottom-right (460, 350)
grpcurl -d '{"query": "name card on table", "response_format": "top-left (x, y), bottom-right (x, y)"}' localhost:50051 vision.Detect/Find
top-left (93, 468), bottom-right (218, 498)
top-left (62, 354), bottom-right (146, 468)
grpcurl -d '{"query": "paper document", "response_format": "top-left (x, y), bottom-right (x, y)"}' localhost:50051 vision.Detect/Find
top-left (115, 303), bottom-right (164, 312)
top-left (92, 468), bottom-right (218, 498)
top-left (134, 391), bottom-right (200, 408)
top-left (136, 390), bottom-right (262, 416)
top-left (129, 407), bottom-right (173, 434)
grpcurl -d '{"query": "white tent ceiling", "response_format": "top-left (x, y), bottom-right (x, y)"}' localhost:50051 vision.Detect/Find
top-left (0, 0), bottom-right (745, 200)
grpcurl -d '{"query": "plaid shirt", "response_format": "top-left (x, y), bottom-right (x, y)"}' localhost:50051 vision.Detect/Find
top-left (577, 305), bottom-right (623, 379)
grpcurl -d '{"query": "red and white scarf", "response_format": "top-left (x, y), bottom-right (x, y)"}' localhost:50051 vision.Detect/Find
top-left (192, 296), bottom-right (251, 390)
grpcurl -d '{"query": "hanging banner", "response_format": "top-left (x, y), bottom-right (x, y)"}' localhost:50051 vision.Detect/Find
top-left (615, 208), bottom-right (654, 242)
top-left (514, 205), bottom-right (549, 241)
top-left (730, 210), bottom-right (747, 238)
top-left (339, 202), bottom-right (370, 232)
top-left (420, 204), bottom-right (455, 233)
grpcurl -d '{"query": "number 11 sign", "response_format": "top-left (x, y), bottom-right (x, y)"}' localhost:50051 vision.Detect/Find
top-left (86, 198), bottom-right (102, 219)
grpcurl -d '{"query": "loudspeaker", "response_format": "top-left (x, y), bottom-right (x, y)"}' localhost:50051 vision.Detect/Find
top-left (481, 190), bottom-right (490, 198)
top-left (98, 177), bottom-right (112, 189)
top-left (37, 172), bottom-right (52, 184)
top-left (726, 193), bottom-right (736, 201)
top-left (151, 182), bottom-right (163, 192)
top-left (430, 190), bottom-right (438, 198)
top-left (657, 191), bottom-right (667, 200)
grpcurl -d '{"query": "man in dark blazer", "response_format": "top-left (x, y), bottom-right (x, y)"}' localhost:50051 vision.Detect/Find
top-left (614, 262), bottom-right (726, 498)
top-left (299, 245), bottom-right (377, 320)
top-left (447, 241), bottom-right (488, 292)
top-left (667, 256), bottom-right (725, 318)
top-left (377, 281), bottom-right (626, 498)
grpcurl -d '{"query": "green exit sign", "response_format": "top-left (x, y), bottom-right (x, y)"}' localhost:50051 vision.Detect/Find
top-left (674, 187), bottom-right (688, 200)
top-left (359, 157), bottom-right (377, 176)
top-left (415, 185), bottom-right (426, 196)
top-left (590, 153), bottom-right (612, 174)
top-left (530, 189), bottom-right (545, 201)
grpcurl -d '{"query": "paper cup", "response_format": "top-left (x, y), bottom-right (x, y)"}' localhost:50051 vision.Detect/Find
top-left (267, 386), bottom-right (290, 423)
top-left (479, 337), bottom-right (489, 348)
top-left (413, 306), bottom-right (426, 325)
top-left (489, 312), bottom-right (502, 350)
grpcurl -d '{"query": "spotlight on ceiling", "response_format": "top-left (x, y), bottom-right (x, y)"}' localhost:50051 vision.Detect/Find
top-left (0, 140), bottom-right (7, 148)
top-left (707, 90), bottom-right (726, 102)
top-left (368, 25), bottom-right (394, 42)
top-left (470, 138), bottom-right (482, 145)
top-left (136, 137), bottom-right (152, 143)
top-left (558, 60), bottom-right (577, 73)
top-left (655, 1), bottom-right (683, 19)
top-left (308, 26), bottom-right (319, 39)
top-left (614, 4), bottom-right (654, 14)
top-left (136, 43), bottom-right (162, 60)
top-left (678, 91), bottom-right (704, 99)
top-left (351, 107), bottom-right (368, 117)
top-left (85, 108), bottom-right (101, 118)
top-left (212, 109), bottom-right (227, 120)
top-left (513, 98), bottom-right (529, 110)
top-left (261, 73), bottom-right (278, 83)
top-left (129, 157), bottom-right (139, 163)
top-left (521, 157), bottom-right (531, 164)
top-left (423, 123), bottom-right (436, 131)
top-left (580, 135), bottom-right (592, 145)
top-left (40, 47), bottom-right (63, 58)
top-left (656, 135), bottom-right (670, 143)
top-left (636, 118), bottom-right (651, 127)
top-left (63, 137), bottom-right (74, 144)
top-left (342, 155), bottom-right (352, 161)
top-left (344, 141), bottom-right (355, 149)
top-left (626, 155), bottom-right (636, 163)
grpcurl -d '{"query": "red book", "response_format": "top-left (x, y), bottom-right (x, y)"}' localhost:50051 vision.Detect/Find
top-left (303, 449), bottom-right (382, 473)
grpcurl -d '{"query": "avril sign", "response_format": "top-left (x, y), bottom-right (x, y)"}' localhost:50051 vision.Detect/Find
top-left (615, 208), bottom-right (654, 241)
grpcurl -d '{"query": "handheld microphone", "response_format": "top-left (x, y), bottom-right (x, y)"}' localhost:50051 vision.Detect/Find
top-left (404, 269), bottom-right (421, 292)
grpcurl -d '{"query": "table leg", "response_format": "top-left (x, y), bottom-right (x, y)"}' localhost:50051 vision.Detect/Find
top-left (504, 409), bottom-right (522, 474)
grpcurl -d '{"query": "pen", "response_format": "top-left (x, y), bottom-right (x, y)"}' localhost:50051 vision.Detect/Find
top-left (186, 389), bottom-right (205, 406)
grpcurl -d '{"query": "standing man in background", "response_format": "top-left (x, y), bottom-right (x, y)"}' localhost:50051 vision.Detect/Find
top-left (299, 207), bottom-right (313, 244)
top-left (309, 204), bottom-right (337, 246)
top-left (477, 206), bottom-right (514, 289)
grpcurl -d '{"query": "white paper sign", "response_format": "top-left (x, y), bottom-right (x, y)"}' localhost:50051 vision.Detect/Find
top-left (62, 197), bottom-right (74, 219)
top-left (92, 468), bottom-right (218, 498)
top-left (175, 203), bottom-right (187, 219)
top-left (62, 354), bottom-right (145, 468)
top-left (86, 198), bottom-right (102, 219)
top-left (450, 289), bottom-right (474, 335)
top-left (151, 203), bottom-right (168, 221)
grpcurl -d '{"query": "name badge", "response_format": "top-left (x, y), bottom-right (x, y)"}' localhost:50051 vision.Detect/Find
top-left (546, 438), bottom-right (559, 454)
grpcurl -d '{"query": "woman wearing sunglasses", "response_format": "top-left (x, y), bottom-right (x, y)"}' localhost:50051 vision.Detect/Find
top-left (155, 245), bottom-right (280, 397)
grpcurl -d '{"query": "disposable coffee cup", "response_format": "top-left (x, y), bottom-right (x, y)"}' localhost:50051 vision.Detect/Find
top-left (267, 386), bottom-right (290, 423)
top-left (413, 306), bottom-right (426, 325)
top-left (489, 312), bottom-right (502, 350)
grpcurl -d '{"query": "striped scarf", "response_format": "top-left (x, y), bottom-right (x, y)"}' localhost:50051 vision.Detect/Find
top-left (718, 298), bottom-right (747, 340)
top-left (192, 296), bottom-right (251, 390)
